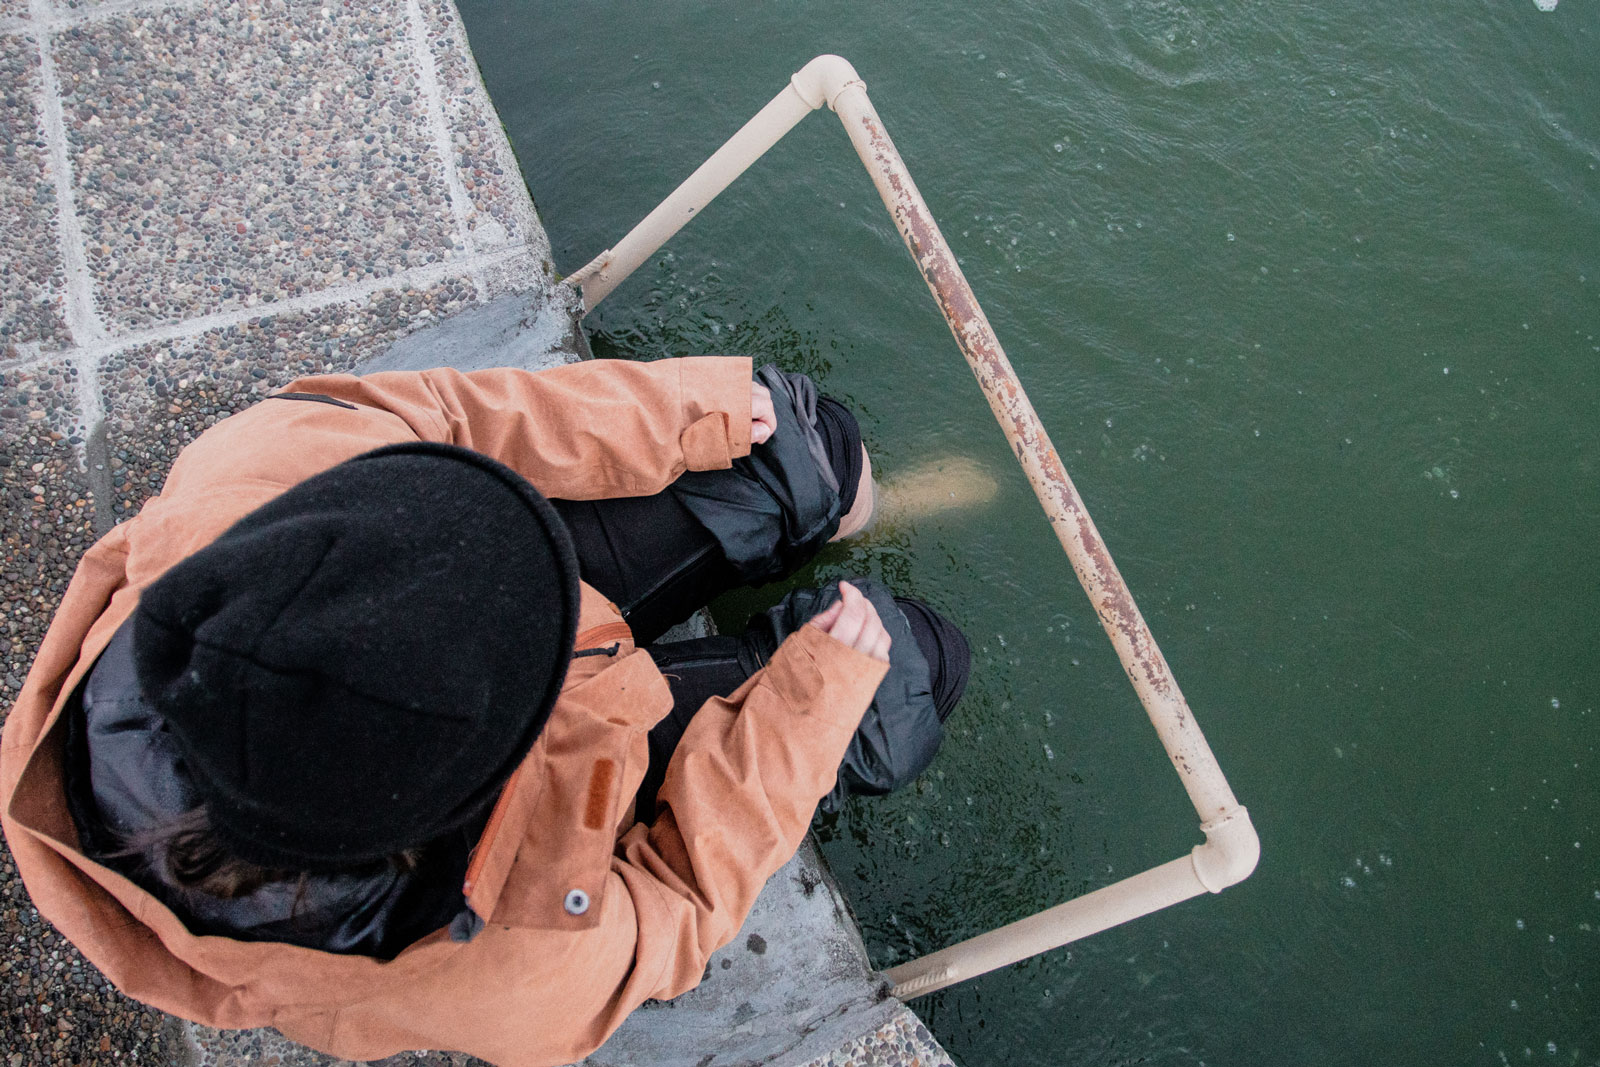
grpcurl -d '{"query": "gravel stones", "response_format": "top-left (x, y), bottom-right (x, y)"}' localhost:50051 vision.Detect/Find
top-left (803, 1009), bottom-right (956, 1067)
top-left (186, 1022), bottom-right (493, 1066)
top-left (53, 0), bottom-right (460, 330)
top-left (0, 843), bottom-right (186, 1067)
top-left (98, 276), bottom-right (477, 521)
top-left (0, 36), bottom-right (70, 352)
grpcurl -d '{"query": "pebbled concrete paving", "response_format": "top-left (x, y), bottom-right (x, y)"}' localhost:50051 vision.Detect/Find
top-left (0, 37), bottom-right (69, 351)
top-left (0, 1), bottom-right (953, 1065)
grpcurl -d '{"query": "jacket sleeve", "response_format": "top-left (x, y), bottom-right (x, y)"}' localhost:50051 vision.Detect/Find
top-left (610, 624), bottom-right (888, 1007)
top-left (159, 356), bottom-right (756, 506)
top-left (347, 356), bottom-right (756, 499)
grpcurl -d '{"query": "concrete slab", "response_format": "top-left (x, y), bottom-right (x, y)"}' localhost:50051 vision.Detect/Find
top-left (96, 275), bottom-right (489, 522)
top-left (583, 842), bottom-right (902, 1067)
top-left (353, 286), bottom-right (585, 376)
top-left (53, 0), bottom-right (460, 331)
top-left (0, 33), bottom-right (70, 352)
top-left (0, 359), bottom-right (190, 1067)
top-left (805, 1009), bottom-right (956, 1067)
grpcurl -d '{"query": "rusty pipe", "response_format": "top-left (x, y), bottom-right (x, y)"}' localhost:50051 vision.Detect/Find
top-left (564, 68), bottom-right (839, 305)
top-left (563, 54), bottom-right (1258, 1000)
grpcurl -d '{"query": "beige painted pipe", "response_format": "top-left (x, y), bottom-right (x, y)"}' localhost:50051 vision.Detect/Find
top-left (565, 55), bottom-right (1258, 1001)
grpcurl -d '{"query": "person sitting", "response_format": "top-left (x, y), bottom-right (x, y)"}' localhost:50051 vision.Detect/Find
top-left (1, 354), bottom-right (967, 1066)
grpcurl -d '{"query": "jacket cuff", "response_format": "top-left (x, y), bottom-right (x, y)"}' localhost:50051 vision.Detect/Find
top-left (677, 357), bottom-right (753, 470)
top-left (763, 623), bottom-right (891, 733)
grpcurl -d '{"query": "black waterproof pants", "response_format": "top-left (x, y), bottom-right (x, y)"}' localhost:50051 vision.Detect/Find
top-left (548, 365), bottom-right (970, 818)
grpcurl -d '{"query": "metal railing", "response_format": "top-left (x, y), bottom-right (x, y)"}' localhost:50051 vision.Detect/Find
top-left (564, 55), bottom-right (1258, 1000)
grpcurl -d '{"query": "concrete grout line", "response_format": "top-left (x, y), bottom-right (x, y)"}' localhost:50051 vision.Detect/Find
top-left (0, 245), bottom-right (535, 378)
top-left (69, 349), bottom-right (103, 471)
top-left (403, 0), bottom-right (484, 299)
top-left (28, 0), bottom-right (114, 472)
top-left (29, 0), bottom-right (108, 350)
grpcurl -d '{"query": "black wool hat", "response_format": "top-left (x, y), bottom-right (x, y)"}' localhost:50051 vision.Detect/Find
top-left (132, 442), bottom-right (580, 872)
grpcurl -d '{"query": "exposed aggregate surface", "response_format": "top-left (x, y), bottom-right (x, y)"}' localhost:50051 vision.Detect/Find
top-left (53, 1), bottom-right (460, 331)
top-left (0, 35), bottom-right (70, 352)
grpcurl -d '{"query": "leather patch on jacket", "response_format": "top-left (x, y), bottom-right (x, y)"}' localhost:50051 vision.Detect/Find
top-left (582, 760), bottom-right (617, 831)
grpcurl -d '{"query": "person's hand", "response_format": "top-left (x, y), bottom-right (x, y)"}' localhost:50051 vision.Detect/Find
top-left (806, 581), bottom-right (892, 663)
top-left (751, 382), bottom-right (777, 445)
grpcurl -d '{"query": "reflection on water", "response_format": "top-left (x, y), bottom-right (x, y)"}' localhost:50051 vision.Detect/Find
top-left (874, 455), bottom-right (1000, 527)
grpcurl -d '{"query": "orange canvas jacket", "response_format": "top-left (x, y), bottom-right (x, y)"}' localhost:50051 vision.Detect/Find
top-left (0, 356), bottom-right (888, 1066)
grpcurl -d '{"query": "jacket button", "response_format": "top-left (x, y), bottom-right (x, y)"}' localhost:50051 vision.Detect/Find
top-left (564, 889), bottom-right (590, 915)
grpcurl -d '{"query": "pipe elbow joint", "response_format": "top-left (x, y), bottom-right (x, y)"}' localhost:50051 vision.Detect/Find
top-left (790, 54), bottom-right (866, 112)
top-left (1190, 807), bottom-right (1259, 893)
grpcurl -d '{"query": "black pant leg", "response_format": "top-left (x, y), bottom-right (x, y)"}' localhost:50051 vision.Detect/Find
top-left (635, 637), bottom-right (748, 820)
top-left (552, 494), bottom-right (745, 646)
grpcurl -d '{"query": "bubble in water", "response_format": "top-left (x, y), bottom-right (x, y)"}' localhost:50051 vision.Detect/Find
top-left (1534, 0), bottom-right (1556, 10)
top-left (1450, 489), bottom-right (1460, 499)
top-left (1054, 143), bottom-right (1064, 152)
top-left (1044, 744), bottom-right (1055, 761)
top-left (1551, 697), bottom-right (1561, 708)
top-left (1341, 876), bottom-right (1357, 888)
top-left (1547, 1043), bottom-right (1557, 1055)
top-left (1510, 1000), bottom-right (1519, 1010)
top-left (1516, 918), bottom-right (1525, 930)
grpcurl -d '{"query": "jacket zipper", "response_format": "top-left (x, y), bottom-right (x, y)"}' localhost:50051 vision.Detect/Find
top-left (461, 619), bottom-right (634, 898)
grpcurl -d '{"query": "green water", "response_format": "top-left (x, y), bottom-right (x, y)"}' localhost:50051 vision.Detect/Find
top-left (458, 2), bottom-right (1598, 1063)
